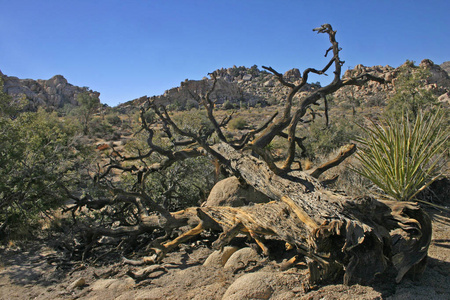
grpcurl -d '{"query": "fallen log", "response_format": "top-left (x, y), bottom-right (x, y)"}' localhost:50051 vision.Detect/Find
top-left (143, 143), bottom-right (431, 285)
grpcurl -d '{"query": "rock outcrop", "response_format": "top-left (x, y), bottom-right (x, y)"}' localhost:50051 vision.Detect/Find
top-left (5, 59), bottom-right (448, 112)
top-left (118, 65), bottom-right (317, 111)
top-left (121, 59), bottom-right (450, 112)
top-left (440, 61), bottom-right (450, 76)
top-left (333, 59), bottom-right (450, 107)
top-left (0, 70), bottom-right (100, 111)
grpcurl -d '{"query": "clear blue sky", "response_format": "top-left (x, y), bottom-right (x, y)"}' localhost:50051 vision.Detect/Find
top-left (1, 0), bottom-right (449, 106)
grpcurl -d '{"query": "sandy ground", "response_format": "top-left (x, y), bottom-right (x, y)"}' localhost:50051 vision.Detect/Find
top-left (0, 205), bottom-right (449, 300)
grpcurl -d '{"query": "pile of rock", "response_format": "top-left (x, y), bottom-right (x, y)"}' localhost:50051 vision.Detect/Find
top-left (132, 59), bottom-right (450, 112)
top-left (334, 59), bottom-right (450, 106)
top-left (1, 71), bottom-right (100, 111)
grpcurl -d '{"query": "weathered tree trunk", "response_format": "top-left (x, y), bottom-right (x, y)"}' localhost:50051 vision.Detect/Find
top-left (148, 143), bottom-right (431, 285)
top-left (202, 144), bottom-right (431, 284)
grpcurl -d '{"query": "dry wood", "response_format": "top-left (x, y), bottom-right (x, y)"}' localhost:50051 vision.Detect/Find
top-left (131, 143), bottom-right (431, 284)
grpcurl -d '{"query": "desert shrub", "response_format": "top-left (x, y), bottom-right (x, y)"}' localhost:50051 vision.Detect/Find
top-left (142, 157), bottom-right (214, 210)
top-left (120, 130), bottom-right (215, 211)
top-left (303, 115), bottom-right (364, 159)
top-left (0, 107), bottom-right (89, 240)
top-left (88, 118), bottom-right (114, 138)
top-left (385, 63), bottom-right (438, 119)
top-left (75, 91), bottom-right (101, 135)
top-left (365, 95), bottom-right (386, 107)
top-left (222, 100), bottom-right (234, 110)
top-left (354, 110), bottom-right (448, 201)
top-left (106, 113), bottom-right (122, 127)
top-left (266, 97), bottom-right (278, 106)
top-left (228, 117), bottom-right (247, 130)
top-left (172, 110), bottom-right (214, 136)
top-left (185, 100), bottom-right (198, 111)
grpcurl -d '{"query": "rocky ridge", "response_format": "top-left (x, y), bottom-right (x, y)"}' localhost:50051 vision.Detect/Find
top-left (119, 65), bottom-right (319, 111)
top-left (0, 70), bottom-right (100, 111)
top-left (333, 59), bottom-right (450, 106)
top-left (120, 59), bottom-right (450, 111)
top-left (2, 59), bottom-right (449, 112)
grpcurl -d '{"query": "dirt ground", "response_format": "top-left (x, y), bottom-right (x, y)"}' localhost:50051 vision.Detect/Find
top-left (0, 204), bottom-right (449, 300)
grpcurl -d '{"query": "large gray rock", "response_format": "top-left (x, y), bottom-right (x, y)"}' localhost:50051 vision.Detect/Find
top-left (204, 176), bottom-right (271, 207)
top-left (441, 61), bottom-right (450, 75)
top-left (284, 68), bottom-right (301, 80)
top-left (336, 59), bottom-right (450, 106)
top-left (242, 74), bottom-right (252, 81)
top-left (264, 79), bottom-right (275, 87)
top-left (224, 247), bottom-right (261, 270)
top-left (420, 59), bottom-right (450, 89)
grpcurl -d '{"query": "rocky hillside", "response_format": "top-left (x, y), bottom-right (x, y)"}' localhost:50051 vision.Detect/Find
top-left (0, 70), bottom-right (100, 111)
top-left (334, 59), bottom-right (450, 106)
top-left (120, 59), bottom-right (450, 112)
top-left (118, 65), bottom-right (319, 111)
top-left (2, 59), bottom-right (449, 113)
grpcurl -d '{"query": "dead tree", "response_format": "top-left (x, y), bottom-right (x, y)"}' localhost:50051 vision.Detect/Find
top-left (67, 24), bottom-right (431, 285)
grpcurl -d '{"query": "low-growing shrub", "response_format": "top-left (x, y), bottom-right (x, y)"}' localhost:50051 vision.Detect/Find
top-left (228, 117), bottom-right (247, 130)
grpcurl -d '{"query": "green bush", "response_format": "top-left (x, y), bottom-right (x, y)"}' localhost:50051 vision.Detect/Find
top-left (89, 118), bottom-right (114, 138)
top-left (385, 63), bottom-right (438, 119)
top-left (75, 91), bottom-right (101, 135)
top-left (354, 111), bottom-right (448, 201)
top-left (0, 108), bottom-right (89, 239)
top-left (222, 100), bottom-right (234, 110)
top-left (303, 115), bottom-right (364, 158)
top-left (172, 110), bottom-right (214, 135)
top-left (228, 117), bottom-right (247, 130)
top-left (106, 114), bottom-right (122, 126)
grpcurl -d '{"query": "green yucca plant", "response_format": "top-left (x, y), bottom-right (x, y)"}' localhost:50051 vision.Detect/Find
top-left (354, 111), bottom-right (448, 201)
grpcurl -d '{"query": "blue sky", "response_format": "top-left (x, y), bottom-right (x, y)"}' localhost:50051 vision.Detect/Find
top-left (1, 1), bottom-right (449, 106)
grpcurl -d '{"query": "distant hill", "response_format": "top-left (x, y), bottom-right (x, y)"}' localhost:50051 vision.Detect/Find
top-left (2, 59), bottom-right (449, 113)
top-left (0, 70), bottom-right (100, 111)
top-left (118, 65), bottom-right (318, 112)
top-left (119, 59), bottom-right (450, 112)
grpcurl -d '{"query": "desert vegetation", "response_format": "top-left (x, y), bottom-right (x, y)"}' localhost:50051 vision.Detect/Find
top-left (0, 24), bottom-right (449, 299)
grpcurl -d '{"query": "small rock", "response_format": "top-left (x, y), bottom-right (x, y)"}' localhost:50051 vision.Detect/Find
top-left (242, 74), bottom-right (252, 81)
top-left (438, 92), bottom-right (450, 105)
top-left (67, 277), bottom-right (85, 290)
top-left (203, 246), bottom-right (239, 267)
top-left (264, 80), bottom-right (275, 87)
top-left (222, 272), bottom-right (275, 300)
top-left (224, 247), bottom-right (261, 269)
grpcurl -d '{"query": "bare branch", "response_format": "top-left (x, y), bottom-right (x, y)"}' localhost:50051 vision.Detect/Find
top-left (187, 74), bottom-right (229, 143)
top-left (252, 24), bottom-right (343, 155)
top-left (342, 73), bottom-right (388, 86)
top-left (232, 111), bottom-right (279, 150)
top-left (308, 144), bottom-right (356, 178)
top-left (262, 66), bottom-right (295, 89)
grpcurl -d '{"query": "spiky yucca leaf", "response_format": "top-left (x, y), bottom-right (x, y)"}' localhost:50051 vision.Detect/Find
top-left (354, 111), bottom-right (448, 201)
